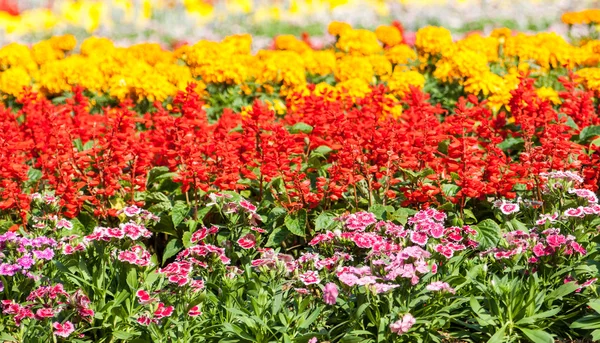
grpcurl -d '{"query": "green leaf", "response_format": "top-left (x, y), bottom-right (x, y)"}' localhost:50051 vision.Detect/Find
top-left (487, 325), bottom-right (506, 343)
top-left (580, 125), bottom-right (600, 143)
top-left (312, 145), bottom-right (333, 155)
top-left (171, 201), bottom-right (189, 228)
top-left (442, 184), bottom-right (460, 197)
top-left (571, 315), bottom-right (600, 329)
top-left (162, 239), bottom-right (183, 264)
top-left (285, 209), bottom-right (307, 237)
top-left (315, 211), bottom-right (337, 231)
top-left (588, 299), bottom-right (600, 314)
top-left (369, 204), bottom-right (393, 220)
top-left (182, 231), bottom-right (193, 248)
top-left (475, 219), bottom-right (502, 250)
top-left (27, 168), bottom-right (42, 182)
top-left (392, 207), bottom-right (415, 225)
top-left (113, 331), bottom-right (137, 340)
top-left (591, 329), bottom-right (600, 341)
top-left (126, 268), bottom-right (138, 290)
top-left (518, 328), bottom-right (553, 343)
top-left (266, 226), bottom-right (290, 247)
top-left (497, 137), bottom-right (524, 151)
top-left (0, 333), bottom-right (17, 342)
top-left (515, 307), bottom-right (561, 325)
top-left (290, 122), bottom-right (313, 134)
top-left (299, 307), bottom-right (322, 329)
top-left (146, 166), bottom-right (173, 186)
top-left (546, 282), bottom-right (579, 304)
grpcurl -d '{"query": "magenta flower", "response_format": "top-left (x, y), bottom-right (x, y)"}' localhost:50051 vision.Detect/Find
top-left (499, 202), bottom-right (520, 215)
top-left (188, 305), bottom-right (202, 317)
top-left (154, 303), bottom-right (174, 319)
top-left (564, 207), bottom-right (585, 218)
top-left (0, 263), bottom-right (19, 276)
top-left (123, 205), bottom-right (142, 217)
top-left (239, 200), bottom-right (257, 212)
top-left (546, 234), bottom-right (567, 248)
top-left (237, 233), bottom-right (256, 249)
top-left (299, 271), bottom-right (321, 285)
top-left (323, 283), bottom-right (338, 305)
top-left (53, 321), bottom-right (75, 338)
top-left (35, 308), bottom-right (54, 319)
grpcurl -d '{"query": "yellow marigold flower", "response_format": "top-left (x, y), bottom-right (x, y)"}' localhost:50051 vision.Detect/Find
top-left (457, 34), bottom-right (499, 62)
top-left (0, 66), bottom-right (31, 98)
top-left (336, 29), bottom-right (382, 55)
top-left (336, 78), bottom-right (372, 100)
top-left (368, 55), bottom-right (392, 80)
top-left (387, 69), bottom-right (425, 98)
top-left (0, 43), bottom-right (37, 73)
top-left (375, 25), bottom-right (402, 47)
top-left (126, 43), bottom-right (174, 66)
top-left (536, 87), bottom-right (561, 105)
top-left (562, 9), bottom-right (600, 25)
top-left (335, 55), bottom-right (374, 83)
top-left (38, 56), bottom-right (106, 95)
top-left (32, 40), bottom-right (66, 66)
top-left (575, 68), bottom-right (600, 92)
top-left (221, 34), bottom-right (253, 55)
top-left (415, 26), bottom-right (453, 56)
top-left (255, 51), bottom-right (306, 90)
top-left (49, 34), bottom-right (77, 52)
top-left (433, 46), bottom-right (489, 82)
top-left (490, 27), bottom-right (512, 43)
top-left (384, 44), bottom-right (417, 65)
top-left (463, 71), bottom-right (505, 96)
top-left (154, 62), bottom-right (195, 91)
top-left (81, 37), bottom-right (115, 57)
top-left (328, 21), bottom-right (352, 36)
top-left (504, 33), bottom-right (577, 69)
top-left (302, 50), bottom-right (336, 76)
top-left (275, 35), bottom-right (311, 53)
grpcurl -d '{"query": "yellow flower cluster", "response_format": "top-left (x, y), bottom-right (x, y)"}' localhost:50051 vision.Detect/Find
top-left (561, 9), bottom-right (600, 25)
top-left (415, 26), bottom-right (453, 56)
top-left (1, 16), bottom-right (599, 114)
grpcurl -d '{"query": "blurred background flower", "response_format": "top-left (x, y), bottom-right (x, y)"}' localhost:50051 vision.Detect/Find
top-left (1, 0), bottom-right (598, 46)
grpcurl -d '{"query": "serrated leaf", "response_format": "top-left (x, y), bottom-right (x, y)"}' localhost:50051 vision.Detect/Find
top-left (267, 227), bottom-right (290, 247)
top-left (171, 201), bottom-right (189, 227)
top-left (497, 137), bottom-right (524, 151)
top-left (290, 122), bottom-right (313, 134)
top-left (27, 168), bottom-right (42, 182)
top-left (285, 209), bottom-right (307, 237)
top-left (315, 211), bottom-right (337, 231)
top-left (182, 231), bottom-right (193, 248)
top-left (369, 204), bottom-right (393, 220)
top-left (162, 239), bottom-right (183, 264)
top-left (475, 219), bottom-right (501, 250)
top-left (580, 125), bottom-right (600, 143)
top-left (312, 145), bottom-right (333, 155)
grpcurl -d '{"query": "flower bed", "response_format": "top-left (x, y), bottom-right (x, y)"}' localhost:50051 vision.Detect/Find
top-left (2, 13), bottom-right (600, 342)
